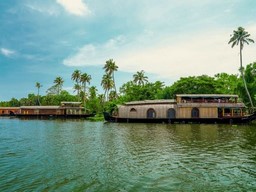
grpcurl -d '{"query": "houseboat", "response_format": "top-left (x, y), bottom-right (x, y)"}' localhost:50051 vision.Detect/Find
top-left (0, 102), bottom-right (94, 119)
top-left (0, 107), bottom-right (20, 116)
top-left (104, 94), bottom-right (256, 124)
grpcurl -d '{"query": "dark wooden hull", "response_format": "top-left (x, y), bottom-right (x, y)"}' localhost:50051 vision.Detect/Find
top-left (103, 112), bottom-right (256, 124)
top-left (14, 113), bottom-right (95, 119)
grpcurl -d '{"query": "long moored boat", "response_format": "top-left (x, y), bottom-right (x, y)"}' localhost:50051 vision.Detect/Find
top-left (104, 94), bottom-right (256, 124)
top-left (0, 102), bottom-right (94, 119)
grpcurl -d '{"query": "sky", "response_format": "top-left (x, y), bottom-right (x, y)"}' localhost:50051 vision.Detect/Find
top-left (0, 0), bottom-right (256, 101)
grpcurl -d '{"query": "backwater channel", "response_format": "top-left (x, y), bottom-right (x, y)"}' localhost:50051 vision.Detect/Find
top-left (1, 118), bottom-right (256, 191)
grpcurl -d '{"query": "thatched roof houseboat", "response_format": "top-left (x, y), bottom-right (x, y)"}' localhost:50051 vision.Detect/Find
top-left (0, 102), bottom-right (94, 119)
top-left (104, 94), bottom-right (256, 124)
top-left (0, 107), bottom-right (20, 116)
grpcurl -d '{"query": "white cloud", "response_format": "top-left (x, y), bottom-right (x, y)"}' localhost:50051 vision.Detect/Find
top-left (56, 0), bottom-right (90, 16)
top-left (62, 25), bottom-right (256, 82)
top-left (63, 35), bottom-right (126, 66)
top-left (116, 27), bottom-right (256, 81)
top-left (0, 48), bottom-right (16, 57)
top-left (26, 4), bottom-right (59, 16)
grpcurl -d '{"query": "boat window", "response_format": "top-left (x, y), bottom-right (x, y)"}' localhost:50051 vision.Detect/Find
top-left (224, 108), bottom-right (231, 116)
top-left (167, 108), bottom-right (176, 118)
top-left (130, 108), bottom-right (137, 112)
top-left (191, 108), bottom-right (199, 118)
top-left (147, 108), bottom-right (156, 118)
top-left (233, 108), bottom-right (241, 116)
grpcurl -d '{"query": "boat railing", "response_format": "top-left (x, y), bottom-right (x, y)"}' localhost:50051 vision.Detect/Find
top-left (181, 99), bottom-right (237, 103)
top-left (177, 102), bottom-right (245, 108)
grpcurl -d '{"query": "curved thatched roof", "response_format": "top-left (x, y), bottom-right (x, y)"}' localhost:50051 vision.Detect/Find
top-left (124, 99), bottom-right (176, 105)
top-left (176, 94), bottom-right (238, 98)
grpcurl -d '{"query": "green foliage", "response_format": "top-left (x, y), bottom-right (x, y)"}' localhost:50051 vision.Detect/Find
top-left (229, 26), bottom-right (255, 108)
top-left (238, 62), bottom-right (256, 106)
top-left (85, 87), bottom-right (104, 113)
top-left (2, 61), bottom-right (256, 111)
top-left (214, 73), bottom-right (240, 94)
top-left (133, 70), bottom-right (148, 86)
top-left (46, 85), bottom-right (59, 95)
top-left (86, 114), bottom-right (104, 121)
top-left (20, 94), bottom-right (38, 106)
top-left (41, 90), bottom-right (77, 106)
top-left (119, 81), bottom-right (164, 102)
top-left (165, 75), bottom-right (218, 97)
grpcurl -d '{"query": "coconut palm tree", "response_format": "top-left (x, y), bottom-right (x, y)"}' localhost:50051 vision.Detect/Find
top-left (71, 70), bottom-right (81, 83)
top-left (73, 83), bottom-right (81, 100)
top-left (103, 59), bottom-right (118, 97)
top-left (53, 76), bottom-right (64, 95)
top-left (80, 73), bottom-right (91, 95)
top-left (228, 26), bottom-right (255, 108)
top-left (101, 73), bottom-right (114, 101)
top-left (89, 86), bottom-right (97, 99)
top-left (133, 70), bottom-right (148, 86)
top-left (80, 73), bottom-right (92, 106)
top-left (35, 82), bottom-right (42, 105)
top-left (71, 70), bottom-right (81, 96)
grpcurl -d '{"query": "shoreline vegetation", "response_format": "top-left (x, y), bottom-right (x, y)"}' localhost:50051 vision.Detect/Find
top-left (1, 27), bottom-right (256, 116)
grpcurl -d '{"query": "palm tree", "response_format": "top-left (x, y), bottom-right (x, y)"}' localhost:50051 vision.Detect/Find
top-left (103, 59), bottom-right (118, 97)
top-left (133, 70), bottom-right (148, 86)
top-left (71, 70), bottom-right (81, 96)
top-left (80, 73), bottom-right (92, 106)
top-left (73, 83), bottom-right (81, 100)
top-left (35, 82), bottom-right (42, 105)
top-left (71, 70), bottom-right (81, 83)
top-left (89, 86), bottom-right (98, 99)
top-left (80, 73), bottom-right (91, 95)
top-left (53, 76), bottom-right (64, 95)
top-left (228, 27), bottom-right (255, 108)
top-left (101, 74), bottom-right (114, 101)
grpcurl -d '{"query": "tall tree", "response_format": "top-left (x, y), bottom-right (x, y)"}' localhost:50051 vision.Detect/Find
top-left (71, 70), bottom-right (81, 96)
top-left (80, 73), bottom-right (91, 106)
top-left (133, 70), bottom-right (148, 86)
top-left (73, 83), bottom-right (81, 100)
top-left (228, 26), bottom-right (255, 108)
top-left (89, 86), bottom-right (98, 99)
top-left (53, 76), bottom-right (64, 95)
top-left (35, 82), bottom-right (42, 105)
top-left (103, 59), bottom-right (118, 97)
top-left (101, 73), bottom-right (114, 101)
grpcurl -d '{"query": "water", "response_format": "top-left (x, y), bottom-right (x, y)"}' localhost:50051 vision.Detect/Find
top-left (1, 118), bottom-right (256, 191)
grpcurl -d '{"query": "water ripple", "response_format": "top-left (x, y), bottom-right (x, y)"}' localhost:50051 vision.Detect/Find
top-left (1, 119), bottom-right (256, 191)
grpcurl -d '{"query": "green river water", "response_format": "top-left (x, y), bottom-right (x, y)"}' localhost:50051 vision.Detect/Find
top-left (0, 118), bottom-right (256, 191)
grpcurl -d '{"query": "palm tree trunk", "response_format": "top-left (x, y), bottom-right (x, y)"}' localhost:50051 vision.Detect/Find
top-left (103, 89), bottom-right (106, 102)
top-left (37, 88), bottom-right (40, 106)
top-left (113, 73), bottom-right (118, 98)
top-left (84, 83), bottom-right (86, 110)
top-left (240, 43), bottom-right (254, 108)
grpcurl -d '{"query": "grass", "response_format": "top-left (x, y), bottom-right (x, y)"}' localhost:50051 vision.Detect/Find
top-left (87, 114), bottom-right (104, 121)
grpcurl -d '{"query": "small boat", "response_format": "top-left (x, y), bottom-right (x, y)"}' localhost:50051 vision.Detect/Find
top-left (104, 94), bottom-right (256, 124)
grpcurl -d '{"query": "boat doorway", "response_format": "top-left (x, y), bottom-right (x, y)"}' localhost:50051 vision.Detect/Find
top-left (191, 108), bottom-right (199, 118)
top-left (147, 108), bottom-right (156, 118)
top-left (167, 108), bottom-right (176, 119)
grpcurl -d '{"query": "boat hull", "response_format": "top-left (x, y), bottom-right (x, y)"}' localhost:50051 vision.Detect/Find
top-left (103, 112), bottom-right (256, 124)
top-left (14, 113), bottom-right (95, 119)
